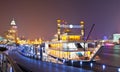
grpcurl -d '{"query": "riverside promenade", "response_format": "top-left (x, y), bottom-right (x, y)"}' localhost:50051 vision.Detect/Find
top-left (8, 49), bottom-right (93, 72)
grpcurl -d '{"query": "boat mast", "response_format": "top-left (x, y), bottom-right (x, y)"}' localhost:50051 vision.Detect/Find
top-left (85, 24), bottom-right (95, 42)
top-left (84, 24), bottom-right (95, 57)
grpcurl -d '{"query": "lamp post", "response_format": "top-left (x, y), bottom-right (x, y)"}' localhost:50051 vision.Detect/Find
top-left (80, 21), bottom-right (85, 39)
top-left (57, 19), bottom-right (61, 41)
top-left (57, 19), bottom-right (61, 62)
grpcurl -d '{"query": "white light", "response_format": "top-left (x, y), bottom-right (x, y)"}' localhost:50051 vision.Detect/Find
top-left (63, 59), bottom-right (65, 63)
top-left (67, 43), bottom-right (77, 49)
top-left (118, 68), bottom-right (120, 72)
top-left (69, 24), bottom-right (73, 28)
top-left (37, 52), bottom-right (40, 55)
top-left (71, 60), bottom-right (74, 63)
top-left (80, 61), bottom-right (82, 66)
top-left (71, 60), bottom-right (74, 66)
top-left (56, 58), bottom-right (58, 61)
top-left (10, 67), bottom-right (13, 72)
top-left (102, 65), bottom-right (106, 70)
top-left (90, 63), bottom-right (93, 68)
top-left (11, 19), bottom-right (16, 25)
top-left (60, 24), bottom-right (82, 28)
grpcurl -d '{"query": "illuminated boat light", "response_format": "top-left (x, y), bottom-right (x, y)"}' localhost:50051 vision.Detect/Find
top-left (102, 65), bottom-right (106, 70)
top-left (105, 43), bottom-right (114, 46)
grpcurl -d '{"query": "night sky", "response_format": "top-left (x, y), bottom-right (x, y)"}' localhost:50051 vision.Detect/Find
top-left (0, 0), bottom-right (120, 40)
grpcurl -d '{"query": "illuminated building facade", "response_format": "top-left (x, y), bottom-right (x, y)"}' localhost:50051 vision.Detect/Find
top-left (113, 34), bottom-right (120, 43)
top-left (5, 19), bottom-right (18, 43)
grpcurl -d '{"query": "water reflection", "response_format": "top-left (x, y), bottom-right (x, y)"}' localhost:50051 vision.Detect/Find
top-left (97, 45), bottom-right (120, 68)
top-left (114, 45), bottom-right (120, 53)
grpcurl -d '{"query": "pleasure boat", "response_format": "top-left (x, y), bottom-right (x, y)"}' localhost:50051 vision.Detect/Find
top-left (44, 19), bottom-right (101, 62)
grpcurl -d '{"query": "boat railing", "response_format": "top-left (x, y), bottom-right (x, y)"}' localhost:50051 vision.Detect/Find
top-left (89, 43), bottom-right (102, 61)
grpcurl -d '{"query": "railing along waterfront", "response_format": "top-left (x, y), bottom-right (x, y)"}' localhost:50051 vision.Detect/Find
top-left (0, 52), bottom-right (23, 72)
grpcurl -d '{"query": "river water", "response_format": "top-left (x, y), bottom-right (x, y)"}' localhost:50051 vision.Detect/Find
top-left (97, 45), bottom-right (120, 67)
top-left (95, 45), bottom-right (120, 72)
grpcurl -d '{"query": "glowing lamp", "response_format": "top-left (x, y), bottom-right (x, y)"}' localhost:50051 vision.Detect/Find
top-left (57, 19), bottom-right (61, 23)
top-left (102, 65), bottom-right (106, 70)
top-left (69, 24), bottom-right (73, 28)
top-left (80, 21), bottom-right (84, 24)
top-left (118, 68), bottom-right (120, 72)
top-left (90, 63), bottom-right (93, 68)
top-left (80, 61), bottom-right (82, 67)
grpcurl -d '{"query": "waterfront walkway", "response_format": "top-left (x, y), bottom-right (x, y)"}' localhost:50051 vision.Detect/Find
top-left (8, 49), bottom-right (93, 72)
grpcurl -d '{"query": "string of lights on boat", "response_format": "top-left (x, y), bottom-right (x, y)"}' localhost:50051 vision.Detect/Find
top-left (60, 24), bottom-right (83, 28)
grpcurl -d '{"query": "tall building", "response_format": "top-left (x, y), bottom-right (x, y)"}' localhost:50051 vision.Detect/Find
top-left (113, 34), bottom-right (120, 43)
top-left (5, 19), bottom-right (18, 43)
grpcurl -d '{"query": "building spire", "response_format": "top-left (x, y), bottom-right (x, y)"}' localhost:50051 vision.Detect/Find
top-left (11, 18), bottom-right (16, 25)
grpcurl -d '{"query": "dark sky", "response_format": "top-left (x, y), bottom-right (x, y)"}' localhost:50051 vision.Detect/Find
top-left (0, 0), bottom-right (120, 40)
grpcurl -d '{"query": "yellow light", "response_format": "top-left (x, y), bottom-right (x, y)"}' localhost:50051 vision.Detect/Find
top-left (80, 21), bottom-right (84, 25)
top-left (49, 49), bottom-right (70, 59)
top-left (61, 35), bottom-right (81, 41)
top-left (61, 36), bottom-right (67, 40)
top-left (86, 51), bottom-right (91, 57)
top-left (57, 19), bottom-right (61, 23)
top-left (50, 43), bottom-right (62, 49)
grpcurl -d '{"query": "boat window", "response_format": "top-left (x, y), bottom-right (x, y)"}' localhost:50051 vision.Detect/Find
top-left (75, 43), bottom-right (83, 48)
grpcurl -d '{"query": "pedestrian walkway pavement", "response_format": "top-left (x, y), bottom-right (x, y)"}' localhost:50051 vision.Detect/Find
top-left (8, 50), bottom-right (93, 72)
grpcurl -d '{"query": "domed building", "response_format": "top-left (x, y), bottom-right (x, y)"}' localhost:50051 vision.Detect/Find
top-left (4, 19), bottom-right (18, 44)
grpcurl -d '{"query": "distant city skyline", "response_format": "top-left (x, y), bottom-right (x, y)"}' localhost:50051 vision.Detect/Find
top-left (0, 0), bottom-right (120, 40)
